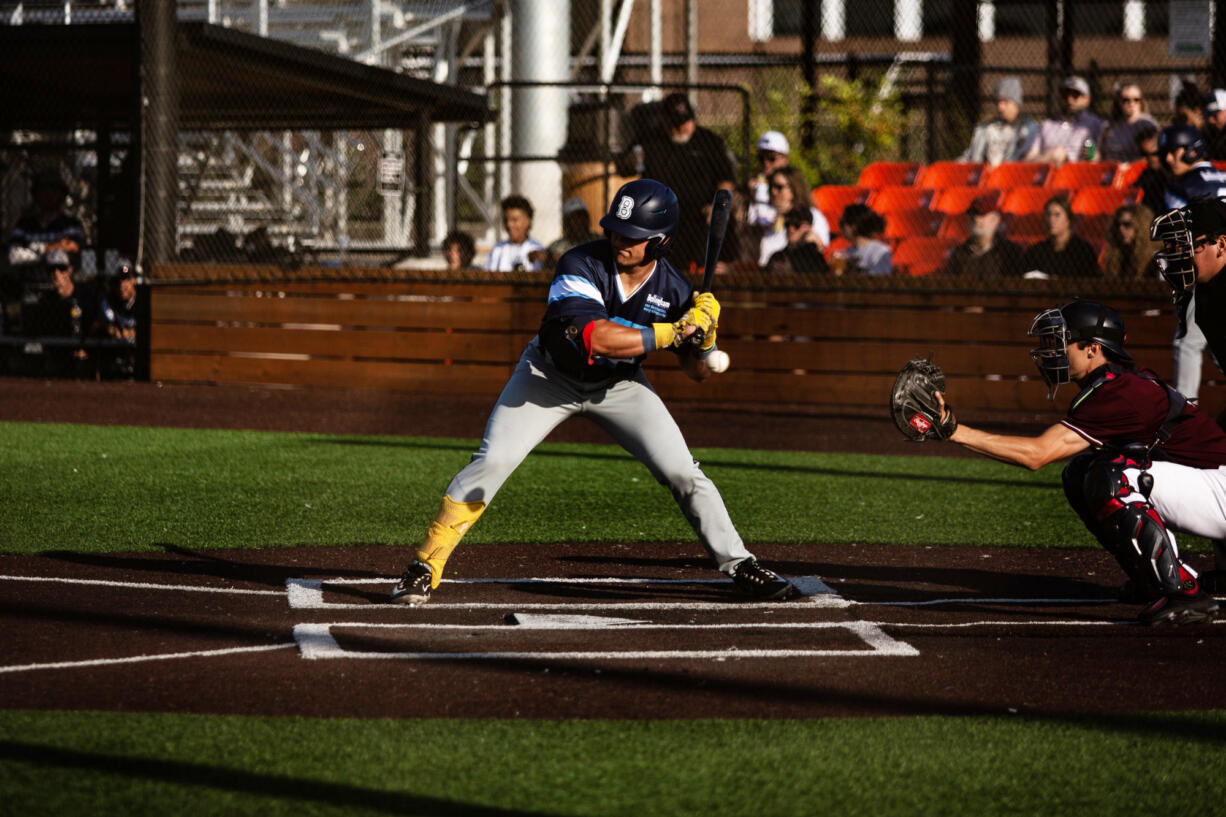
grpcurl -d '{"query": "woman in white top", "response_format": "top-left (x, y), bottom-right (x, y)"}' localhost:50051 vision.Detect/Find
top-left (486, 194), bottom-right (546, 272)
top-left (756, 166), bottom-right (830, 267)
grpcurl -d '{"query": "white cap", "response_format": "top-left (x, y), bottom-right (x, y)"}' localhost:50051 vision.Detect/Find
top-left (562, 197), bottom-right (588, 216)
top-left (1204, 88), bottom-right (1226, 115)
top-left (757, 130), bottom-right (790, 155)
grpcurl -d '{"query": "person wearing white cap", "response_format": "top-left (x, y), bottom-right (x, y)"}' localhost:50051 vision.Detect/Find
top-left (1203, 89), bottom-right (1226, 160)
top-left (543, 197), bottom-right (601, 267)
top-left (1030, 75), bottom-right (1104, 165)
top-left (746, 130), bottom-right (791, 227)
top-left (961, 76), bottom-right (1039, 167)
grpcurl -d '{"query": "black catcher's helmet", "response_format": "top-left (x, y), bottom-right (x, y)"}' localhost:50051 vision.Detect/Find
top-left (1028, 300), bottom-right (1131, 398)
top-left (1158, 123), bottom-right (1207, 165)
top-left (599, 178), bottom-right (680, 259)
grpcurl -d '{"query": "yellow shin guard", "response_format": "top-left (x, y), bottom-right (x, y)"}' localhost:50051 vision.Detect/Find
top-left (415, 495), bottom-right (486, 588)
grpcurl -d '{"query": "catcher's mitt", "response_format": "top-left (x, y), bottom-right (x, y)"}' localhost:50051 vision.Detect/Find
top-left (891, 357), bottom-right (957, 442)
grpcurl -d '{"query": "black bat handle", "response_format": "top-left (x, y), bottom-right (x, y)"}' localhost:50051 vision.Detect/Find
top-left (691, 190), bottom-right (733, 348)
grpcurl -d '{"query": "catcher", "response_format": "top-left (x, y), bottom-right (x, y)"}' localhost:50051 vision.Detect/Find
top-left (891, 301), bottom-right (1225, 625)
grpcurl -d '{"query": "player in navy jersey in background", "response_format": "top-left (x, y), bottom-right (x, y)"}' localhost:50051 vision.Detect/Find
top-left (391, 179), bottom-right (799, 605)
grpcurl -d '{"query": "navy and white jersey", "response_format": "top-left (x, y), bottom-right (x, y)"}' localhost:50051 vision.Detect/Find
top-left (1164, 163), bottom-right (1226, 209)
top-left (538, 239), bottom-right (694, 382)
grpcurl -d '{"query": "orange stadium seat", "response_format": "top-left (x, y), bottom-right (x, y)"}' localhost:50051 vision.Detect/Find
top-left (1049, 161), bottom-right (1120, 190)
top-left (882, 208), bottom-right (944, 240)
top-left (937, 213), bottom-right (972, 241)
top-left (915, 161), bottom-right (985, 188)
top-left (1113, 161), bottom-right (1147, 189)
top-left (867, 185), bottom-right (935, 213)
top-left (857, 161), bottom-right (921, 188)
top-left (932, 186), bottom-right (1001, 216)
top-left (812, 186), bottom-right (869, 231)
top-left (1077, 213), bottom-right (1113, 254)
top-left (1004, 212), bottom-right (1048, 245)
top-left (824, 235), bottom-right (851, 260)
top-left (1071, 186), bottom-right (1140, 216)
top-left (1000, 186), bottom-right (1070, 215)
top-left (892, 236), bottom-right (958, 276)
top-left (983, 161), bottom-right (1052, 189)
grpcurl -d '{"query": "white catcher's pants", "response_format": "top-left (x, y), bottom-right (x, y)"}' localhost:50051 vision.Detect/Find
top-left (1146, 461), bottom-right (1226, 542)
top-left (445, 342), bottom-right (754, 573)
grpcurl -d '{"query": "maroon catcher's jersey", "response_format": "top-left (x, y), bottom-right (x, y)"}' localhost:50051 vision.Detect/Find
top-left (1060, 365), bottom-right (1226, 469)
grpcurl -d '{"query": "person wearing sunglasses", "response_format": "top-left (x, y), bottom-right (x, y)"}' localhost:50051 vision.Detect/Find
top-left (1099, 81), bottom-right (1158, 162)
top-left (1101, 203), bottom-right (1159, 280)
top-left (1128, 122), bottom-right (1170, 214)
top-left (1030, 75), bottom-right (1104, 165)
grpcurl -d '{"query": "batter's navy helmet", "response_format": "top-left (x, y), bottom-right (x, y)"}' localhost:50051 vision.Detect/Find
top-left (1028, 301), bottom-right (1131, 398)
top-left (600, 178), bottom-right (679, 259)
top-left (1158, 123), bottom-right (1206, 164)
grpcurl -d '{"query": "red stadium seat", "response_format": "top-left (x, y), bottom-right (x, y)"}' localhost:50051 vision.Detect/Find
top-left (983, 161), bottom-right (1052, 189)
top-left (1214, 160), bottom-right (1226, 173)
top-left (867, 185), bottom-right (936, 213)
top-left (1071, 186), bottom-right (1140, 216)
top-left (937, 213), bottom-right (971, 241)
top-left (1004, 212), bottom-right (1048, 245)
top-left (915, 161), bottom-right (985, 188)
top-left (857, 161), bottom-right (921, 188)
top-left (932, 186), bottom-right (1001, 216)
top-left (1000, 186), bottom-right (1070, 215)
top-left (882, 208), bottom-right (944, 240)
top-left (1049, 161), bottom-right (1120, 190)
top-left (1077, 213), bottom-right (1113, 254)
top-left (892, 236), bottom-right (959, 276)
top-left (812, 186), bottom-right (869, 232)
top-left (823, 235), bottom-right (851, 260)
top-left (1113, 161), bottom-right (1147, 189)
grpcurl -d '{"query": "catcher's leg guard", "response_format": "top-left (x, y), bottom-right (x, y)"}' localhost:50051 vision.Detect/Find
top-left (1081, 452), bottom-right (1197, 599)
top-left (414, 495), bottom-right (486, 588)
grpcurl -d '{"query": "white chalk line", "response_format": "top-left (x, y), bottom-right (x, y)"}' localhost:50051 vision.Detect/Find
top-left (293, 620), bottom-right (919, 660)
top-left (0, 642), bottom-right (296, 675)
top-left (0, 574), bottom-right (284, 596)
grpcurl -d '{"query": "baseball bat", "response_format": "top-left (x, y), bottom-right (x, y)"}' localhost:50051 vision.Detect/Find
top-left (690, 189), bottom-right (732, 348)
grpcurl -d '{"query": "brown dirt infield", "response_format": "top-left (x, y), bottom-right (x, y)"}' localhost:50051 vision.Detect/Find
top-left (1, 377), bottom-right (1223, 719)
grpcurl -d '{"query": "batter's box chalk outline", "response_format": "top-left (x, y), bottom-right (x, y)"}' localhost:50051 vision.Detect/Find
top-left (285, 575), bottom-right (848, 610)
top-left (291, 619), bottom-right (918, 661)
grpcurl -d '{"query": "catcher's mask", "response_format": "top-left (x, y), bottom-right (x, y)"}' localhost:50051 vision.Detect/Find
top-left (1028, 301), bottom-right (1131, 399)
top-left (1150, 207), bottom-right (1197, 297)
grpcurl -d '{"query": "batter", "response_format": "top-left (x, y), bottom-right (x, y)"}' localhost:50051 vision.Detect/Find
top-left (391, 179), bottom-right (799, 605)
top-left (936, 301), bottom-right (1225, 625)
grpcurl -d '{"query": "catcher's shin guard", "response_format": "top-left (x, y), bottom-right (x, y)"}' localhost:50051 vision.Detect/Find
top-left (1080, 452), bottom-right (1196, 598)
top-left (414, 495), bottom-right (486, 588)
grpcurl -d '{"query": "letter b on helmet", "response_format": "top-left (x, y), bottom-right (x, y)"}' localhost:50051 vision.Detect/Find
top-left (600, 178), bottom-right (680, 259)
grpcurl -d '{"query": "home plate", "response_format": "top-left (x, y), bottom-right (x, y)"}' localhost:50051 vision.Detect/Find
top-left (506, 613), bottom-right (650, 628)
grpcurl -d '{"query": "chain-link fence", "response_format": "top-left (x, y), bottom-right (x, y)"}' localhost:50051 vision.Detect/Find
top-left (1, 1), bottom-right (1222, 381)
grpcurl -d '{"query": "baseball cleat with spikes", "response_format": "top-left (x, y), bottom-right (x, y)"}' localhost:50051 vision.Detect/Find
top-left (390, 560), bottom-right (434, 605)
top-left (731, 558), bottom-right (800, 601)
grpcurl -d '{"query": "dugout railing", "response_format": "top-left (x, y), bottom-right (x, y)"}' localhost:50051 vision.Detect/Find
top-left (143, 266), bottom-right (1221, 419)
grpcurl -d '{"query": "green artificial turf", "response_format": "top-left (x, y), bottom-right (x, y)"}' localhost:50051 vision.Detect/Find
top-left (1, 709), bottom-right (1223, 817)
top-left (0, 420), bottom-right (1131, 555)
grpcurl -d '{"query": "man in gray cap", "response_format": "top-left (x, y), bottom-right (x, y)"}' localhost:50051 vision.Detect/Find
top-left (961, 76), bottom-right (1039, 167)
top-left (1032, 75), bottom-right (1105, 164)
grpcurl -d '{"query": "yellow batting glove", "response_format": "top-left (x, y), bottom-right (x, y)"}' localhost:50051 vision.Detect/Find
top-left (652, 322), bottom-right (680, 349)
top-left (693, 292), bottom-right (721, 325)
top-left (697, 325), bottom-right (717, 354)
top-left (677, 306), bottom-right (714, 335)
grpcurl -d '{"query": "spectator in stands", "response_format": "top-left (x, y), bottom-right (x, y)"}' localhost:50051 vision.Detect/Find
top-left (1099, 81), bottom-right (1158, 162)
top-left (1099, 203), bottom-right (1160, 280)
top-left (940, 195), bottom-right (1024, 277)
top-left (765, 206), bottom-right (830, 276)
top-left (961, 76), bottom-right (1039, 167)
top-left (486, 195), bottom-right (545, 272)
top-left (1173, 81), bottom-right (1206, 130)
top-left (443, 230), bottom-right (477, 270)
top-left (1159, 124), bottom-right (1226, 210)
top-left (1203, 89), bottom-right (1226, 160)
top-left (7, 167), bottom-right (87, 280)
top-left (26, 248), bottom-right (96, 378)
top-left (630, 92), bottom-right (736, 271)
top-left (1029, 76), bottom-right (1104, 165)
top-left (97, 256), bottom-right (138, 379)
top-left (746, 130), bottom-right (791, 228)
top-left (756, 166), bottom-right (830, 268)
top-left (1020, 194), bottom-right (1101, 277)
top-left (832, 204), bottom-right (891, 277)
top-left (1130, 122), bottom-right (1169, 214)
top-left (543, 198), bottom-right (601, 267)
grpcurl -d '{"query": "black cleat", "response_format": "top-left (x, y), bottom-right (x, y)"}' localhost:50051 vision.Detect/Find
top-left (1138, 591), bottom-right (1219, 626)
top-left (390, 560), bottom-right (433, 605)
top-left (732, 558), bottom-right (799, 601)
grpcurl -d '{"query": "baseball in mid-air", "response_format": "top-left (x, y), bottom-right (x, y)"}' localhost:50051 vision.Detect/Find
top-left (706, 349), bottom-right (730, 373)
